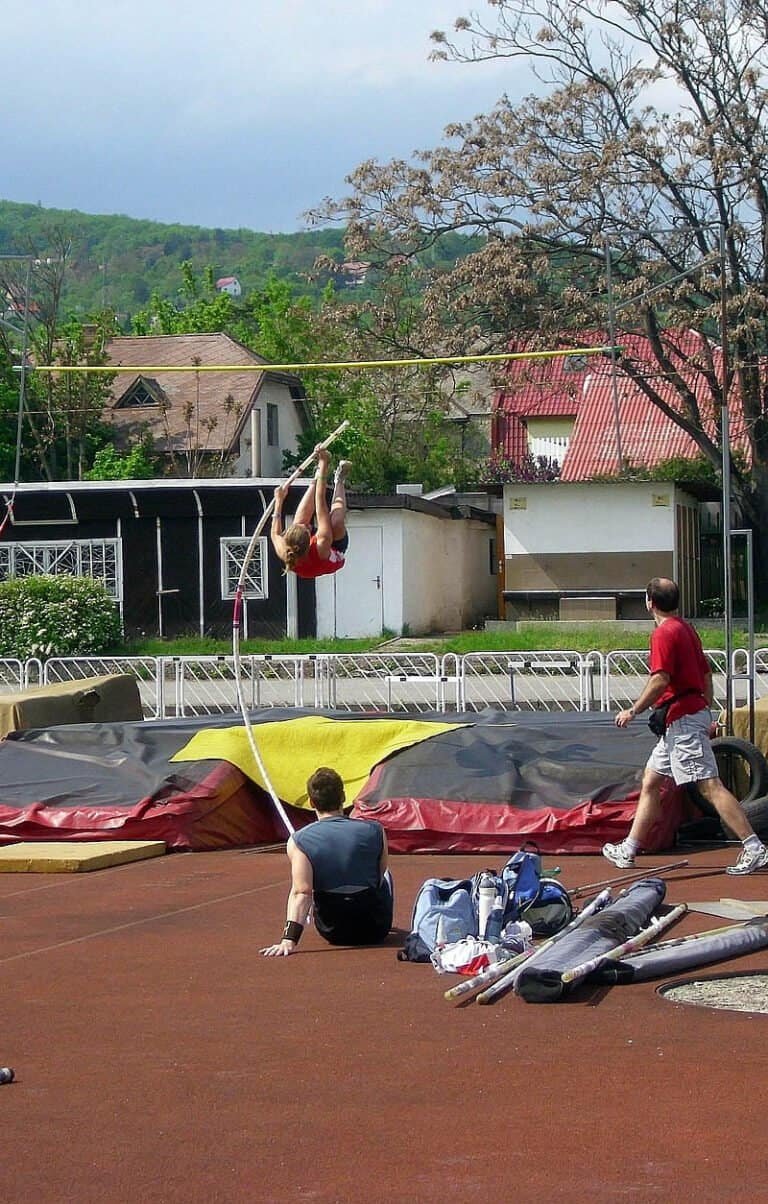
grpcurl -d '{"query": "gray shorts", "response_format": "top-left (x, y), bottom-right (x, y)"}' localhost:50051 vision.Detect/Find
top-left (647, 708), bottom-right (719, 784)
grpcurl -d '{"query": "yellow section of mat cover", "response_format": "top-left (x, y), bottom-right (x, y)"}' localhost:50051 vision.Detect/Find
top-left (171, 714), bottom-right (462, 808)
top-left (0, 841), bottom-right (166, 873)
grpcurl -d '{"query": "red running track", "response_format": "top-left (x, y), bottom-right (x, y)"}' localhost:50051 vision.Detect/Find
top-left (1, 847), bottom-right (766, 1203)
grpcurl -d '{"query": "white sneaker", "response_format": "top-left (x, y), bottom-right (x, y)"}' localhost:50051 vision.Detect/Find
top-left (725, 843), bottom-right (768, 876)
top-left (602, 841), bottom-right (635, 869)
top-left (334, 460), bottom-right (352, 487)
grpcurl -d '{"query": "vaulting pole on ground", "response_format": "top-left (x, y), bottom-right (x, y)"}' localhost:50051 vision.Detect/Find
top-left (616, 918), bottom-right (751, 959)
top-left (559, 903), bottom-right (688, 987)
top-left (569, 859), bottom-right (688, 900)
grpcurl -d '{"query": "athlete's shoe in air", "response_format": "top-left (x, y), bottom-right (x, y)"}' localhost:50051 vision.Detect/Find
top-left (334, 460), bottom-right (352, 487)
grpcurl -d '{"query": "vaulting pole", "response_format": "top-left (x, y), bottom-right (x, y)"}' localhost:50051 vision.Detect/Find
top-left (231, 421), bottom-right (350, 839)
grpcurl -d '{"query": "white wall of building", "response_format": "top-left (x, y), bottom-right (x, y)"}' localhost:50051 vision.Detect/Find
top-left (401, 511), bottom-right (495, 633)
top-left (503, 481), bottom-right (680, 555)
top-left (234, 378), bottom-right (305, 478)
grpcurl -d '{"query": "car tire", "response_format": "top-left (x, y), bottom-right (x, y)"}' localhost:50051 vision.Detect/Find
top-left (687, 737), bottom-right (768, 816)
top-left (723, 795), bottom-right (768, 843)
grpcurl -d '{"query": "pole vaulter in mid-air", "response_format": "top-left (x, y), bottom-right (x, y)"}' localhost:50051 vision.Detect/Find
top-left (270, 445), bottom-right (352, 580)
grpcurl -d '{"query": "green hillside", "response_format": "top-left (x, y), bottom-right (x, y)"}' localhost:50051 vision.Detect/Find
top-left (0, 200), bottom-right (353, 318)
top-left (0, 199), bottom-right (483, 322)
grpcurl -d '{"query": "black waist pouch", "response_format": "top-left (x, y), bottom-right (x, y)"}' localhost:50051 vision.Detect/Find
top-left (648, 701), bottom-right (672, 737)
top-left (648, 690), bottom-right (702, 737)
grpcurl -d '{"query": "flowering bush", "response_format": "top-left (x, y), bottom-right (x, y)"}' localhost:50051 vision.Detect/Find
top-left (479, 451), bottom-right (562, 484)
top-left (0, 575), bottom-right (122, 660)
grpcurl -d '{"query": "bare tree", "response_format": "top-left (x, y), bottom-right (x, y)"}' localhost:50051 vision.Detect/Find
top-left (0, 226), bottom-right (116, 480)
top-left (311, 0), bottom-right (768, 589)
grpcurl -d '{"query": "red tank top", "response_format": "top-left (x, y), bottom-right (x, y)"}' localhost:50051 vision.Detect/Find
top-left (293, 534), bottom-right (346, 579)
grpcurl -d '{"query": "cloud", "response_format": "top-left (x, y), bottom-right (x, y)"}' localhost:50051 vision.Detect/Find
top-left (2, 1), bottom-right (516, 230)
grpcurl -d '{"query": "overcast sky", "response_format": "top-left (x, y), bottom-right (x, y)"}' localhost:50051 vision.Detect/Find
top-left (3, 1), bottom-right (516, 234)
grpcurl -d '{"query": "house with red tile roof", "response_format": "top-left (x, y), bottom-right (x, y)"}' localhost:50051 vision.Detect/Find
top-left (215, 276), bottom-right (242, 297)
top-left (493, 330), bottom-right (748, 480)
top-left (105, 332), bottom-right (309, 478)
top-left (493, 330), bottom-right (743, 619)
top-left (493, 341), bottom-right (592, 470)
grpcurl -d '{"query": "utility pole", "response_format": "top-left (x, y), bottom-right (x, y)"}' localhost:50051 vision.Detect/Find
top-left (604, 239), bottom-right (719, 478)
top-left (720, 222), bottom-right (734, 735)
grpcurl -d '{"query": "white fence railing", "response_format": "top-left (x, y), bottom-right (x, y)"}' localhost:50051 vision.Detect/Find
top-left (527, 434), bottom-right (569, 465)
top-left (0, 648), bottom-right (762, 719)
top-left (0, 658), bottom-right (31, 691)
top-left (462, 650), bottom-right (590, 712)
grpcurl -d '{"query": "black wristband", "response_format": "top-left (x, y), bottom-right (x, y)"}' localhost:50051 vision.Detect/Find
top-left (283, 920), bottom-right (303, 944)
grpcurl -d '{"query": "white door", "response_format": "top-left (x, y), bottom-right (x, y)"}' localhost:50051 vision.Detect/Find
top-left (318, 525), bottom-right (384, 637)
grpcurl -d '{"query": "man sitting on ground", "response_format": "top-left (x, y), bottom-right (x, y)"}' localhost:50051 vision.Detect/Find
top-left (261, 767), bottom-right (393, 956)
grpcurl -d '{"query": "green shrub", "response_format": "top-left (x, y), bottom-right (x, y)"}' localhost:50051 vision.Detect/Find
top-left (0, 575), bottom-right (122, 659)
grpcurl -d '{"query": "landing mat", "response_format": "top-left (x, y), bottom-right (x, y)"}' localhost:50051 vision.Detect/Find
top-left (0, 709), bottom-right (684, 854)
top-left (0, 839), bottom-right (166, 872)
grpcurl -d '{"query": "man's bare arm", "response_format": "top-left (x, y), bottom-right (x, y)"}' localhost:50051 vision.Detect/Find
top-left (261, 839), bottom-right (314, 957)
top-left (615, 670), bottom-right (671, 728)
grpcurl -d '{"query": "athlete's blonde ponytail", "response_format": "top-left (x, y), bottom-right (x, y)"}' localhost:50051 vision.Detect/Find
top-left (283, 523), bottom-right (310, 573)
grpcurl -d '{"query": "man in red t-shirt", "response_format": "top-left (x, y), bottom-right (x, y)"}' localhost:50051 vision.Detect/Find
top-left (603, 576), bottom-right (768, 876)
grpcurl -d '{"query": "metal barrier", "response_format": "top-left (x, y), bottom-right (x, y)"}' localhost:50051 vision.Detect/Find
top-left (752, 649), bottom-right (768, 700)
top-left (441, 653), bottom-right (462, 711)
top-left (585, 651), bottom-right (606, 711)
top-left (605, 649), bottom-right (730, 712)
top-left (324, 652), bottom-right (444, 713)
top-left (604, 651), bottom-right (650, 713)
top-left (461, 650), bottom-right (588, 712)
top-left (2, 647), bottom-right (758, 720)
top-left (0, 658), bottom-right (27, 693)
top-left (171, 654), bottom-right (312, 716)
top-left (24, 658), bottom-right (43, 687)
top-left (44, 655), bottom-right (165, 719)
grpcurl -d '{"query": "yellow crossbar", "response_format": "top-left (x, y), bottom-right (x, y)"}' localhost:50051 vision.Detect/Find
top-left (31, 345), bottom-right (616, 374)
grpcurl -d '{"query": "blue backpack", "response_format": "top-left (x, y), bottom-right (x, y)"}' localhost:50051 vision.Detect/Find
top-left (520, 876), bottom-right (574, 937)
top-left (398, 846), bottom-right (551, 963)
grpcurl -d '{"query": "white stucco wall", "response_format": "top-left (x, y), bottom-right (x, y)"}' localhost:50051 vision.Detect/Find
top-left (234, 379), bottom-right (305, 478)
top-left (400, 511), bottom-right (495, 633)
top-left (503, 481), bottom-right (683, 555)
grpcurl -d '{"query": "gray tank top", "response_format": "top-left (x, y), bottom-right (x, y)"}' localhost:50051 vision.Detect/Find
top-left (293, 816), bottom-right (383, 892)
